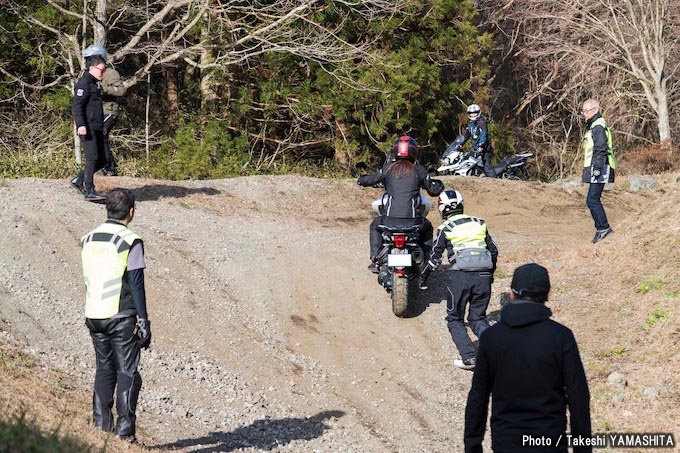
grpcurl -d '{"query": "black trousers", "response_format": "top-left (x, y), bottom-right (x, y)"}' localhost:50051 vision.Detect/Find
top-left (586, 183), bottom-right (610, 231)
top-left (86, 316), bottom-right (142, 437)
top-left (482, 151), bottom-right (495, 178)
top-left (369, 216), bottom-right (433, 259)
top-left (446, 270), bottom-right (492, 361)
top-left (103, 114), bottom-right (119, 171)
top-left (75, 130), bottom-right (107, 190)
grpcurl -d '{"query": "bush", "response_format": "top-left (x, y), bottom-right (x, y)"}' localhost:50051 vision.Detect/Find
top-left (147, 120), bottom-right (252, 179)
top-left (618, 140), bottom-right (679, 175)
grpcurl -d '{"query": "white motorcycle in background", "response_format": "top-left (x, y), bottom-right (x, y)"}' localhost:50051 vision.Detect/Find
top-left (436, 136), bottom-right (534, 180)
top-left (437, 136), bottom-right (483, 176)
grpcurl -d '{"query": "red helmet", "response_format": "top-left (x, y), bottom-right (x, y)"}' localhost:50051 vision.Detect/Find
top-left (393, 136), bottom-right (418, 162)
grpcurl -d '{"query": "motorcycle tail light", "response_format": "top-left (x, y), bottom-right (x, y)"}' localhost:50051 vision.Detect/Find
top-left (393, 234), bottom-right (406, 248)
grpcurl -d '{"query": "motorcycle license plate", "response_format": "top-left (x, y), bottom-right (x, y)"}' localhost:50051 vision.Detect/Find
top-left (388, 254), bottom-right (412, 267)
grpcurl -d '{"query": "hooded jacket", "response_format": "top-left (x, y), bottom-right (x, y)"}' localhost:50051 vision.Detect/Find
top-left (464, 301), bottom-right (591, 453)
top-left (101, 67), bottom-right (127, 117)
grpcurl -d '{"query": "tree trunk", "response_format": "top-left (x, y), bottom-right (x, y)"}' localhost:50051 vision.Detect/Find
top-left (656, 85), bottom-right (671, 143)
top-left (94, 0), bottom-right (107, 46)
top-left (334, 118), bottom-right (350, 170)
top-left (200, 15), bottom-right (218, 109)
top-left (165, 65), bottom-right (180, 130)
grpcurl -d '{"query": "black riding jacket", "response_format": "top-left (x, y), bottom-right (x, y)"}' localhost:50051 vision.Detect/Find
top-left (72, 71), bottom-right (104, 132)
top-left (465, 301), bottom-right (592, 453)
top-left (358, 162), bottom-right (440, 219)
top-left (461, 117), bottom-right (492, 154)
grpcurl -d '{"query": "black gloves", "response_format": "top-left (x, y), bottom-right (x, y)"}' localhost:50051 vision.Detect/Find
top-left (135, 319), bottom-right (151, 349)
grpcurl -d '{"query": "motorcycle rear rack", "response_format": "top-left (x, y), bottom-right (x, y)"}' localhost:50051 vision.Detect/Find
top-left (376, 224), bottom-right (422, 234)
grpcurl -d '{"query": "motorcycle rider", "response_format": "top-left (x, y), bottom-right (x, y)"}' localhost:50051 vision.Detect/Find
top-left (455, 104), bottom-right (495, 178)
top-left (419, 190), bottom-right (498, 370)
top-left (358, 136), bottom-right (444, 273)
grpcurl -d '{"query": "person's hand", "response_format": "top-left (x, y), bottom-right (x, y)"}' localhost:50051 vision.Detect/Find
top-left (77, 126), bottom-right (87, 135)
top-left (135, 319), bottom-right (151, 349)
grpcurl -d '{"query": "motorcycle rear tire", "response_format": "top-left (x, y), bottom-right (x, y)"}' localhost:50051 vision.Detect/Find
top-left (391, 274), bottom-right (409, 317)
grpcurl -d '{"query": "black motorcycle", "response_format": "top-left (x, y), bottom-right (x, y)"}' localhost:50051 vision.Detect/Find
top-left (374, 224), bottom-right (425, 317)
top-left (492, 152), bottom-right (534, 180)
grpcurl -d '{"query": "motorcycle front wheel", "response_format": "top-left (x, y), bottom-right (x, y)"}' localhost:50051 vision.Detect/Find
top-left (391, 274), bottom-right (409, 317)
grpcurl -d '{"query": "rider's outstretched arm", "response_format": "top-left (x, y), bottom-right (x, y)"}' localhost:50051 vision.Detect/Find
top-left (357, 171), bottom-right (386, 187)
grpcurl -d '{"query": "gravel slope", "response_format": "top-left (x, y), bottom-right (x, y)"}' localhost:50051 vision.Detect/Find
top-left (0, 175), bottom-right (643, 451)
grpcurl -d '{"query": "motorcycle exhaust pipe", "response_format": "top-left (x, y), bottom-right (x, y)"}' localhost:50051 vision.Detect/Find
top-left (378, 270), bottom-right (391, 289)
top-left (412, 249), bottom-right (424, 266)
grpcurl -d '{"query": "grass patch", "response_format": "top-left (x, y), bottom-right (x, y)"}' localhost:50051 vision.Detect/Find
top-left (0, 414), bottom-right (101, 452)
top-left (593, 346), bottom-right (629, 359)
top-left (494, 268), bottom-right (508, 279)
top-left (643, 309), bottom-right (669, 329)
top-left (635, 276), bottom-right (669, 294)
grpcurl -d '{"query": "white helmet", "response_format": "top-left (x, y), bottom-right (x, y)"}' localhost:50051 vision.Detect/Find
top-left (83, 44), bottom-right (107, 62)
top-left (438, 189), bottom-right (464, 218)
top-left (467, 104), bottom-right (481, 121)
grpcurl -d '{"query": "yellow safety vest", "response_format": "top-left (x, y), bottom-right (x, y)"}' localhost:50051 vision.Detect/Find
top-left (583, 117), bottom-right (615, 169)
top-left (440, 214), bottom-right (492, 271)
top-left (82, 222), bottom-right (142, 319)
top-left (441, 214), bottom-right (488, 250)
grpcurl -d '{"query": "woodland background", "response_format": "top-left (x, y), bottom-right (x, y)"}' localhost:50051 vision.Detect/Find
top-left (1, 0), bottom-right (679, 180)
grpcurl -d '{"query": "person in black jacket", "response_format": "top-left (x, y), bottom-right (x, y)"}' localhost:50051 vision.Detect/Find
top-left (71, 50), bottom-right (107, 201)
top-left (464, 263), bottom-right (591, 453)
top-left (358, 136), bottom-right (444, 273)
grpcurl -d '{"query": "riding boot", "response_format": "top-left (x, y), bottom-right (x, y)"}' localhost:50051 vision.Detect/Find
top-left (92, 392), bottom-right (115, 432)
top-left (114, 371), bottom-right (142, 437)
top-left (84, 185), bottom-right (106, 201)
top-left (70, 172), bottom-right (85, 194)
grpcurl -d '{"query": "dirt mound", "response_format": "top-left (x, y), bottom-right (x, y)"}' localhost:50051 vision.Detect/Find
top-left (0, 174), bottom-right (678, 451)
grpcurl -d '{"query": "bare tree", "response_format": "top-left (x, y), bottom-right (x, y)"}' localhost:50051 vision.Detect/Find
top-left (6, 0), bottom-right (403, 90)
top-left (502, 0), bottom-right (679, 145)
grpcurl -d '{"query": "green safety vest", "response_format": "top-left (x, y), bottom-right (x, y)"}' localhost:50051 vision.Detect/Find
top-left (81, 222), bottom-right (142, 319)
top-left (583, 117), bottom-right (615, 169)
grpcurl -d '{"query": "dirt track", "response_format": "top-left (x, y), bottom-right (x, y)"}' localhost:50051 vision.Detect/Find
top-left (0, 174), bottom-right (652, 451)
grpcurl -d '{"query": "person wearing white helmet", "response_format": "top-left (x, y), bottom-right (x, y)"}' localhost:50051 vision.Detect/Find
top-left (71, 45), bottom-right (108, 201)
top-left (455, 104), bottom-right (495, 178)
top-left (81, 45), bottom-right (127, 176)
top-left (419, 189), bottom-right (498, 370)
